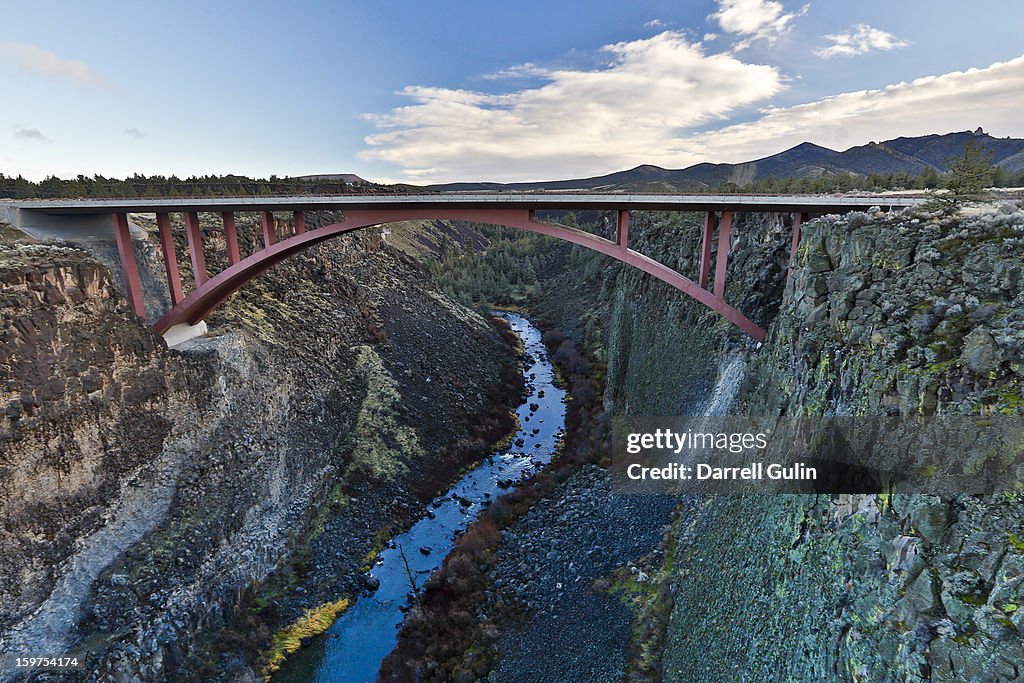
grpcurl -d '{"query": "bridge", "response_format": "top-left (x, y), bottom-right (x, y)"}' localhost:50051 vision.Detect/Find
top-left (1, 194), bottom-right (927, 343)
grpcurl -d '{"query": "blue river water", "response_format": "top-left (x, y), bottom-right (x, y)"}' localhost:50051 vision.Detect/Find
top-left (274, 313), bottom-right (566, 682)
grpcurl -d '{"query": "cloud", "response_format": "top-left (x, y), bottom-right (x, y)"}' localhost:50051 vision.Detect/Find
top-left (361, 47), bottom-right (1024, 183)
top-left (482, 63), bottom-right (548, 80)
top-left (361, 31), bottom-right (783, 182)
top-left (709, 0), bottom-right (807, 42)
top-left (13, 127), bottom-right (48, 142)
top-left (673, 55), bottom-right (1024, 163)
top-left (0, 42), bottom-right (109, 87)
top-left (816, 24), bottom-right (909, 58)
top-left (123, 128), bottom-right (146, 139)
top-left (645, 19), bottom-right (667, 28)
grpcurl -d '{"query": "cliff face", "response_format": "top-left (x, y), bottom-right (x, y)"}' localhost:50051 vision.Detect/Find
top-left (535, 209), bottom-right (789, 414)
top-left (523, 203), bottom-right (1022, 681)
top-left (0, 243), bottom-right (178, 639)
top-left (660, 204), bottom-right (1024, 682)
top-left (0, 217), bottom-right (516, 680)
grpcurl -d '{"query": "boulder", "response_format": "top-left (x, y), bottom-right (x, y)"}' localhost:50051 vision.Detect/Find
top-left (960, 326), bottom-right (1001, 375)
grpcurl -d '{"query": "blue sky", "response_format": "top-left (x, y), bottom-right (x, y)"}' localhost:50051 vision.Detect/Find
top-left (2, 0), bottom-right (1023, 183)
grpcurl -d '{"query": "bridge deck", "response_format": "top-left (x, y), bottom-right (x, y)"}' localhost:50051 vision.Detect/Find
top-left (0, 192), bottom-right (930, 343)
top-left (5, 193), bottom-right (927, 215)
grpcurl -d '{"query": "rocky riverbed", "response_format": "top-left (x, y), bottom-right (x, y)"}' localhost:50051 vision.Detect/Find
top-left (484, 465), bottom-right (674, 682)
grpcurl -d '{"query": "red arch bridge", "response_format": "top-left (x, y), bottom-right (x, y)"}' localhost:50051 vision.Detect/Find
top-left (4, 194), bottom-right (926, 343)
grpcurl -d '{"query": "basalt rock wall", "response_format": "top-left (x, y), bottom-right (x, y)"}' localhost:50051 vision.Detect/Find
top-left (0, 217), bottom-right (514, 681)
top-left (660, 204), bottom-right (1024, 682)
top-left (527, 204), bottom-right (1023, 681)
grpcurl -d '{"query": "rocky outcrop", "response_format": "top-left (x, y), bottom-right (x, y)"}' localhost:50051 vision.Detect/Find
top-left (487, 202), bottom-right (1021, 681)
top-left (661, 203), bottom-right (1024, 682)
top-left (0, 243), bottom-right (179, 644)
top-left (0, 217), bottom-right (518, 680)
top-left (744, 204), bottom-right (1023, 417)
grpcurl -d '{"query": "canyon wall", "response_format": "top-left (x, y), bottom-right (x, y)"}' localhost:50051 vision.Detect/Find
top-left (659, 204), bottom-right (1023, 683)
top-left (0, 216), bottom-right (516, 680)
top-left (529, 203), bottom-right (1022, 681)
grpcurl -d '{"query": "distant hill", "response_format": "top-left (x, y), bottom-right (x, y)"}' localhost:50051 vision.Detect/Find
top-left (294, 173), bottom-right (369, 184)
top-left (427, 129), bottom-right (1024, 192)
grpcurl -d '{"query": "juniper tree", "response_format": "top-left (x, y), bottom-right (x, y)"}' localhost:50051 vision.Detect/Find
top-left (931, 140), bottom-right (994, 212)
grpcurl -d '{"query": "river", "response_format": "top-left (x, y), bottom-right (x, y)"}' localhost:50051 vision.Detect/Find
top-left (274, 313), bottom-right (566, 683)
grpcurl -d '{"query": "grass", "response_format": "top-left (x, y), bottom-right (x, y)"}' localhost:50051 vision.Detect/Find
top-left (308, 482), bottom-right (350, 540)
top-left (361, 525), bottom-right (394, 571)
top-left (347, 344), bottom-right (422, 479)
top-left (1009, 532), bottom-right (1024, 554)
top-left (607, 524), bottom-right (679, 680)
top-left (265, 597), bottom-right (350, 676)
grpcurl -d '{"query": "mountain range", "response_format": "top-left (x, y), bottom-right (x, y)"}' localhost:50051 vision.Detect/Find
top-left (424, 129), bottom-right (1024, 193)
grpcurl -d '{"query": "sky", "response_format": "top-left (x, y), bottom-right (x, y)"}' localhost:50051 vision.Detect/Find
top-left (2, 0), bottom-right (1023, 184)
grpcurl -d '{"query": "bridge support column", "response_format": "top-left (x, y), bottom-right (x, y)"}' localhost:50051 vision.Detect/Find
top-left (222, 212), bottom-right (241, 265)
top-left (698, 211), bottom-right (714, 289)
top-left (713, 210), bottom-right (732, 300)
top-left (156, 212), bottom-right (184, 304)
top-left (787, 212), bottom-right (807, 285)
top-left (111, 212), bottom-right (146, 318)
top-left (616, 209), bottom-right (629, 250)
top-left (261, 211), bottom-right (277, 247)
top-left (184, 211), bottom-right (208, 286)
top-left (293, 211), bottom-right (306, 235)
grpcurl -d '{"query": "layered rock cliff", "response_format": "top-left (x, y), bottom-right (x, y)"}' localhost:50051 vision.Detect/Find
top-left (501, 202), bottom-right (1022, 681)
top-left (0, 216), bottom-right (519, 680)
top-left (661, 203), bottom-right (1023, 682)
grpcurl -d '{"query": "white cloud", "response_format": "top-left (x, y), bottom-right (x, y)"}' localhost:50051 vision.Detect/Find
top-left (709, 0), bottom-right (807, 42)
top-left (483, 63), bottom-right (548, 80)
top-left (0, 42), bottom-right (110, 87)
top-left (816, 24), bottom-right (909, 58)
top-left (673, 55), bottom-right (1024, 163)
top-left (364, 175), bottom-right (415, 186)
top-left (13, 127), bottom-right (48, 142)
top-left (361, 31), bottom-right (783, 182)
top-left (645, 19), bottom-right (667, 28)
top-left (361, 49), bottom-right (1024, 183)
top-left (703, 33), bottom-right (719, 42)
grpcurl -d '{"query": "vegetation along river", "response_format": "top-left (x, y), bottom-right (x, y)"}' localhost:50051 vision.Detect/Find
top-left (274, 313), bottom-right (566, 682)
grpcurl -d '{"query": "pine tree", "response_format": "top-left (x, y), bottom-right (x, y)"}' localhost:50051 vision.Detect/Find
top-left (920, 166), bottom-right (940, 189)
top-left (939, 140), bottom-right (993, 209)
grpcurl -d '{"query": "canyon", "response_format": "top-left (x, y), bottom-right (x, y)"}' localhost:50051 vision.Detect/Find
top-left (1, 195), bottom-right (1022, 682)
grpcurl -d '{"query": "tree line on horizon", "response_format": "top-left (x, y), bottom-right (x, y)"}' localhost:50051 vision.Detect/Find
top-left (3, 141), bottom-right (1022, 199)
top-left (718, 156), bottom-right (1024, 195)
top-left (0, 173), bottom-right (409, 199)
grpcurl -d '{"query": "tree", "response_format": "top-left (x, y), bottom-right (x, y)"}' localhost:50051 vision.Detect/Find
top-left (920, 166), bottom-right (940, 189)
top-left (934, 140), bottom-right (994, 211)
top-left (991, 164), bottom-right (1008, 187)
